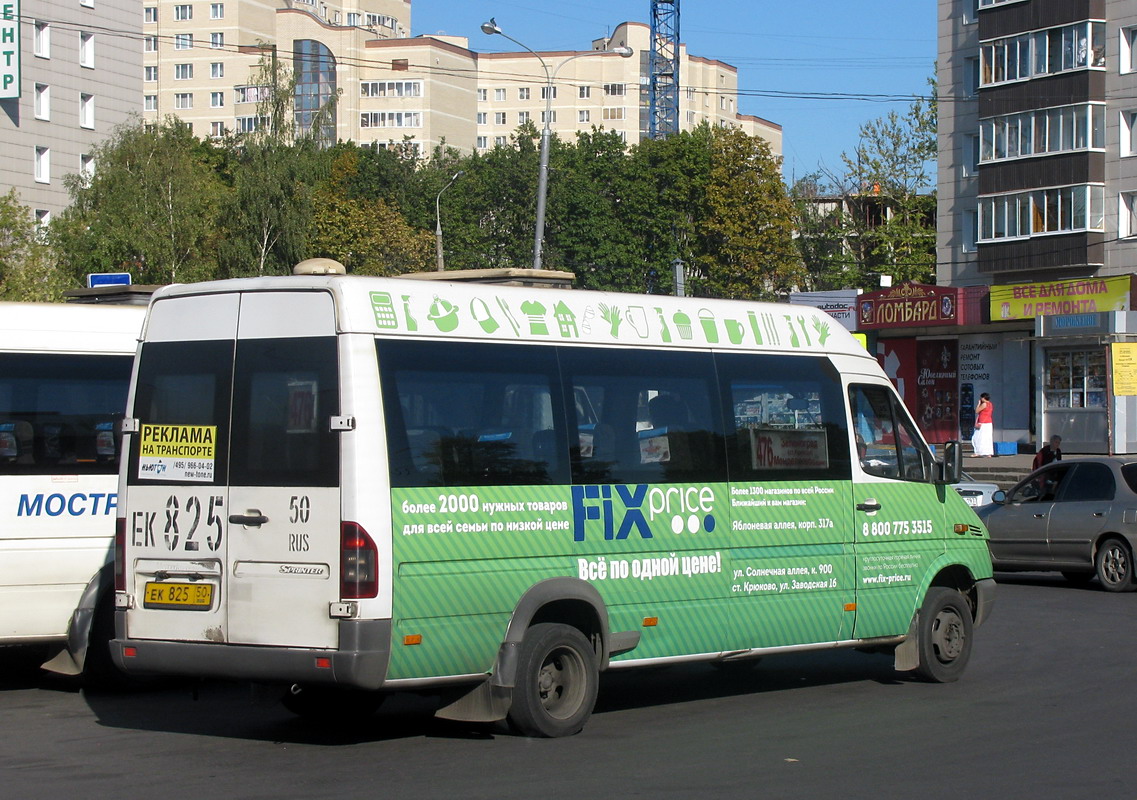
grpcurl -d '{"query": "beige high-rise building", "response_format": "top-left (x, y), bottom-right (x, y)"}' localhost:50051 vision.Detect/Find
top-left (143, 4), bottom-right (780, 156)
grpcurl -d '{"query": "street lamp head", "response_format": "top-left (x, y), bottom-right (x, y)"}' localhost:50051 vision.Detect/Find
top-left (480, 18), bottom-right (502, 36)
top-left (611, 45), bottom-right (634, 58)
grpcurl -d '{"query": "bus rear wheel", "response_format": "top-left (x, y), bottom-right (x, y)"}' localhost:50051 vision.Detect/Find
top-left (914, 587), bottom-right (973, 683)
top-left (508, 623), bottom-right (598, 738)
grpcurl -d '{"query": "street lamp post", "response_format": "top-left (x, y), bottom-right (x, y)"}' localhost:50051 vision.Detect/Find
top-left (481, 18), bottom-right (632, 270)
top-left (435, 170), bottom-right (463, 271)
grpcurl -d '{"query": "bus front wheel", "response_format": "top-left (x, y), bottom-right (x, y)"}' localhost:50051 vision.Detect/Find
top-left (508, 623), bottom-right (598, 737)
top-left (914, 587), bottom-right (973, 683)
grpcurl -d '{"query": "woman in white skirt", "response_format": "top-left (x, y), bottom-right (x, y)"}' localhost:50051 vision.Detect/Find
top-left (971, 392), bottom-right (994, 457)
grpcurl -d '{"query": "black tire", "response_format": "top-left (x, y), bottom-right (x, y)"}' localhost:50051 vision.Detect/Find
top-left (281, 684), bottom-right (385, 722)
top-left (507, 623), bottom-right (599, 738)
top-left (1095, 538), bottom-right (1135, 592)
top-left (1061, 571), bottom-right (1094, 586)
top-left (914, 587), bottom-right (973, 683)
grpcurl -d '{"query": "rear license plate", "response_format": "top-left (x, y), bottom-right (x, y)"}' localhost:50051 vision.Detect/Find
top-left (963, 496), bottom-right (980, 507)
top-left (143, 581), bottom-right (214, 610)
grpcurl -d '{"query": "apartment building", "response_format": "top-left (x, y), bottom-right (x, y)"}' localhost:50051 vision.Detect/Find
top-left (474, 22), bottom-right (781, 154)
top-left (936, 0), bottom-right (1137, 453)
top-left (142, 3), bottom-right (780, 157)
top-left (1, 0), bottom-right (142, 219)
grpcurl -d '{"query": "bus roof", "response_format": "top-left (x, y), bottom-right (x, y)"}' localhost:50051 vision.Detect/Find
top-left (0, 302), bottom-right (145, 355)
top-left (148, 275), bottom-right (873, 360)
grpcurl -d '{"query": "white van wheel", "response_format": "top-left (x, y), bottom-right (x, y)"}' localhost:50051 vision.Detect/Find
top-left (508, 623), bottom-right (598, 737)
top-left (914, 588), bottom-right (972, 683)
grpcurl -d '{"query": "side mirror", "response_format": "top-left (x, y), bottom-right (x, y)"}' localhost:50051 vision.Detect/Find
top-left (992, 489), bottom-right (1006, 504)
top-left (938, 440), bottom-right (962, 484)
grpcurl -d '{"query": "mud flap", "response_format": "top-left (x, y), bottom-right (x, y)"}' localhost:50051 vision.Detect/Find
top-left (893, 613), bottom-right (920, 672)
top-left (435, 680), bottom-right (513, 723)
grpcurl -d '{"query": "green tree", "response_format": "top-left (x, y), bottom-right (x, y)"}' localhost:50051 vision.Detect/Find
top-left (307, 150), bottom-right (433, 275)
top-left (789, 172), bottom-right (862, 291)
top-left (0, 190), bottom-right (66, 301)
top-left (55, 119), bottom-right (226, 285)
top-left (832, 90), bottom-right (938, 285)
top-left (692, 127), bottom-right (803, 300)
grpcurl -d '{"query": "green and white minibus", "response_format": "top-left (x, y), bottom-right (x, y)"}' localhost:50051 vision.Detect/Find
top-left (113, 267), bottom-right (994, 736)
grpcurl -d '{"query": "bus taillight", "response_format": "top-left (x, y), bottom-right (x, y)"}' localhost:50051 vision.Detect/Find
top-left (341, 521), bottom-right (378, 599)
top-left (114, 517), bottom-right (126, 592)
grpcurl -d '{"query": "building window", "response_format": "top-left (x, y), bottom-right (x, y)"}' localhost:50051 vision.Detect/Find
top-left (174, 4), bottom-right (192, 20)
top-left (494, 112), bottom-right (506, 125)
top-left (1123, 111), bottom-right (1137, 157)
top-left (35, 209), bottom-right (51, 227)
top-left (579, 110), bottom-right (590, 122)
top-left (477, 89), bottom-right (487, 102)
top-left (1043, 350), bottom-right (1106, 411)
top-left (80, 32), bottom-right (94, 68)
top-left (963, 135), bottom-right (980, 177)
top-left (540, 110), bottom-right (556, 124)
top-left (360, 80), bottom-right (421, 97)
top-left (494, 88), bottom-right (506, 101)
top-left (347, 12), bottom-right (360, 26)
top-left (978, 185), bottom-right (1105, 241)
top-left (602, 107), bottom-right (625, 121)
top-left (1123, 27), bottom-right (1137, 75)
top-left (144, 6), bottom-right (157, 22)
top-left (1120, 192), bottom-right (1137, 238)
top-left (294, 39), bottom-right (338, 140)
top-left (34, 84), bottom-right (50, 119)
top-left (211, 91), bottom-right (224, 107)
top-left (518, 111), bottom-right (529, 124)
top-left (175, 34), bottom-right (192, 50)
top-left (965, 57), bottom-right (980, 96)
top-left (962, 208), bottom-right (979, 253)
top-left (210, 121), bottom-right (226, 137)
top-left (174, 92), bottom-right (193, 109)
top-left (476, 136), bottom-right (487, 149)
top-left (980, 21), bottom-right (1106, 87)
top-left (603, 83), bottom-right (626, 97)
top-left (211, 62), bottom-right (224, 78)
top-left (34, 22), bottom-right (50, 58)
top-left (359, 111), bottom-right (421, 128)
top-left (175, 63), bottom-right (193, 80)
top-left (579, 86), bottom-right (590, 99)
top-left (145, 66), bottom-right (158, 82)
top-left (80, 93), bottom-right (94, 128)
top-left (210, 2), bottom-right (224, 19)
top-left (235, 116), bottom-right (268, 133)
top-left (979, 104), bottom-right (1105, 162)
top-left (541, 86), bottom-right (557, 100)
top-left (210, 32), bottom-right (224, 49)
top-left (144, 94), bottom-right (157, 111)
top-left (34, 147), bottom-right (50, 183)
top-left (476, 112), bottom-right (487, 125)
top-left (235, 85), bottom-right (271, 103)
top-left (80, 153), bottom-right (95, 179)
top-left (494, 136), bottom-right (506, 146)
top-left (144, 36), bottom-right (157, 52)
top-left (518, 87), bottom-right (530, 100)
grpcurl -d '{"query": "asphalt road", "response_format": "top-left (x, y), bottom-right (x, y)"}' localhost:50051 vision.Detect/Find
top-left (2, 575), bottom-right (1135, 800)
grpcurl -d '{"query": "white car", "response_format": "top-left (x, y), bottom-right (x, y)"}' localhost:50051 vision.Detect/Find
top-left (952, 472), bottom-right (1001, 508)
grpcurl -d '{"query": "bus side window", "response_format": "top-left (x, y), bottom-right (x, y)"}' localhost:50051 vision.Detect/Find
top-left (849, 384), bottom-right (932, 482)
top-left (377, 341), bottom-right (568, 488)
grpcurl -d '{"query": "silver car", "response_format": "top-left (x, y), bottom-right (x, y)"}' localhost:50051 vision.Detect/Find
top-left (977, 457), bottom-right (1137, 591)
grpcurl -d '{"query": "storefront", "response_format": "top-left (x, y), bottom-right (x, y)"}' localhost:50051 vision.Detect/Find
top-left (994, 276), bottom-right (1135, 454)
top-left (856, 281), bottom-right (1031, 447)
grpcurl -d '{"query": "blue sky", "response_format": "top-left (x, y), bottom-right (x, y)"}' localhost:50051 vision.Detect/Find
top-left (410, 0), bottom-right (937, 183)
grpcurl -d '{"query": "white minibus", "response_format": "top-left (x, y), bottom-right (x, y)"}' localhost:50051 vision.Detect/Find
top-left (0, 302), bottom-right (144, 676)
top-left (113, 267), bottom-right (993, 736)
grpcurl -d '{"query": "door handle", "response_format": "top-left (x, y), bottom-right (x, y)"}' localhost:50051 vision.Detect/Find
top-left (229, 511), bottom-right (268, 526)
top-left (1093, 512), bottom-right (1105, 517)
top-left (856, 501), bottom-right (882, 512)
top-left (1033, 513), bottom-right (1046, 519)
